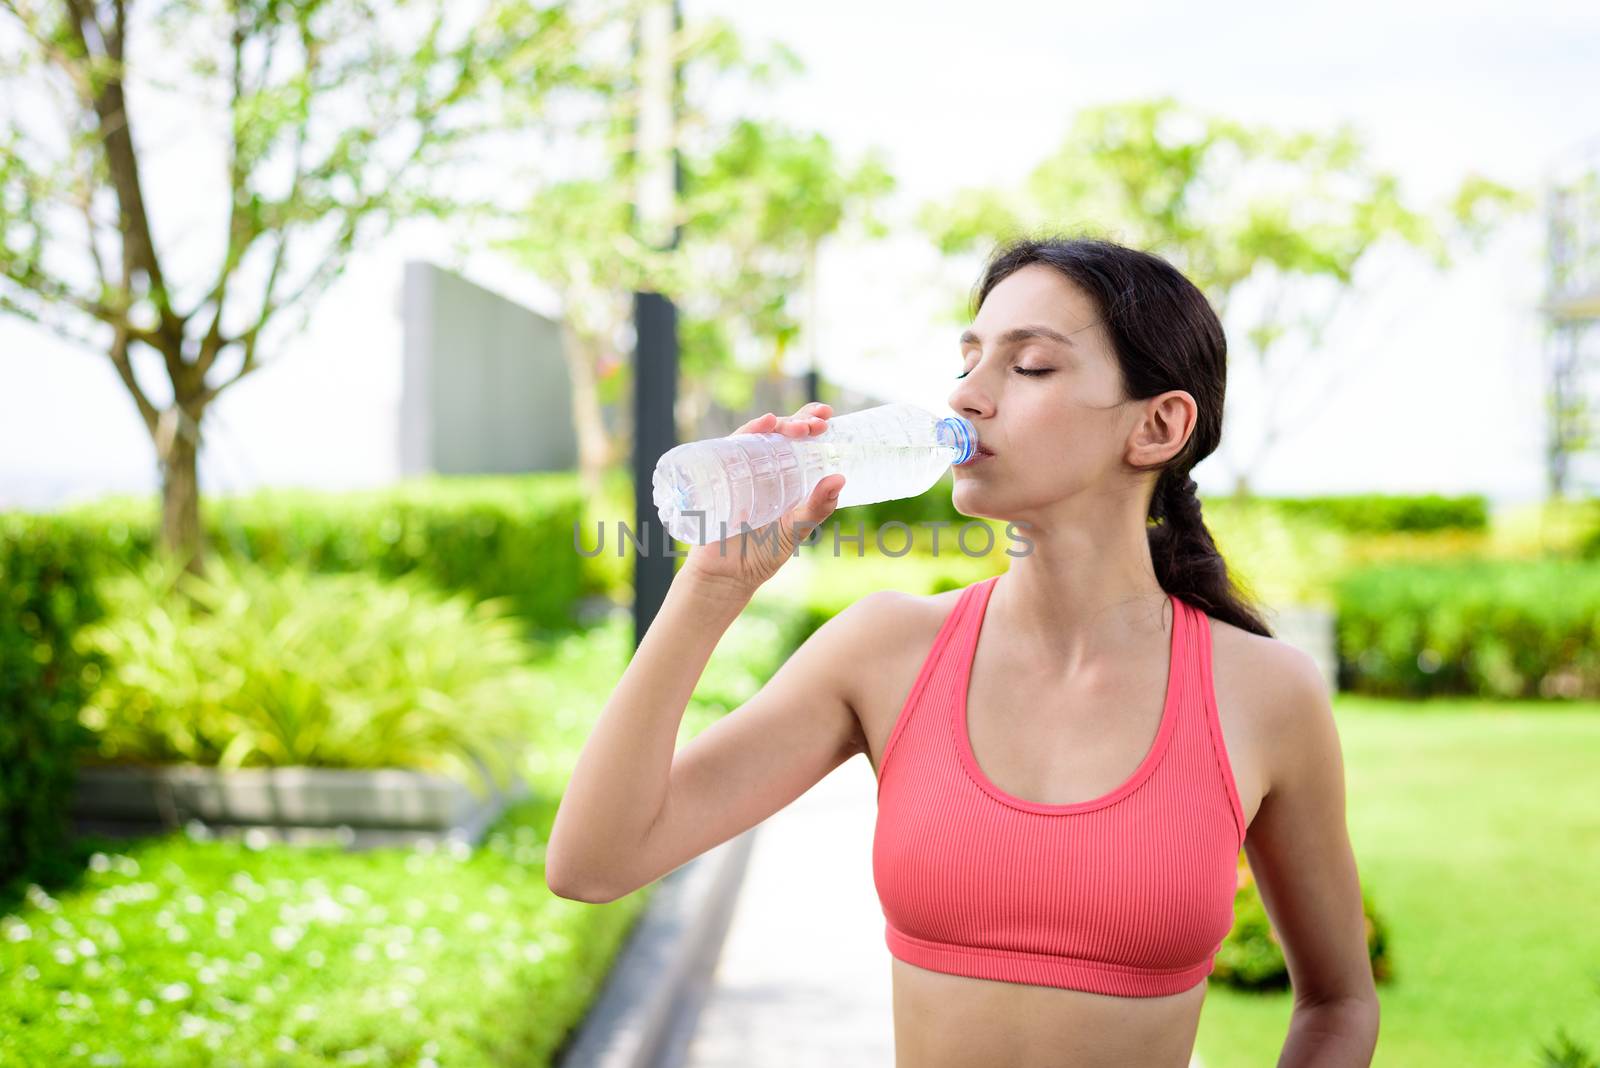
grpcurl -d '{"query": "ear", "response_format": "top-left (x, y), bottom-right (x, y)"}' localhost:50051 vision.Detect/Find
top-left (1125, 390), bottom-right (1196, 468)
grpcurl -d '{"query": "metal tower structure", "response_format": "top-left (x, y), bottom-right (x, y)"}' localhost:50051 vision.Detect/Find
top-left (1541, 133), bottom-right (1600, 498)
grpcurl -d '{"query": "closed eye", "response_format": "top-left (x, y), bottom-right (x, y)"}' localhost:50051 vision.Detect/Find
top-left (956, 366), bottom-right (1055, 379)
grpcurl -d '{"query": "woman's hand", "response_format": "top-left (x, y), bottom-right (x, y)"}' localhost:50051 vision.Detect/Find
top-left (680, 401), bottom-right (846, 597)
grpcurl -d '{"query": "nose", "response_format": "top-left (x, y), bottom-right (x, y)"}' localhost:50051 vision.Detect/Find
top-left (948, 371), bottom-right (994, 421)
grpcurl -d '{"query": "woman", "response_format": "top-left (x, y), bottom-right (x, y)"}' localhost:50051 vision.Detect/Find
top-left (546, 235), bottom-right (1380, 1067)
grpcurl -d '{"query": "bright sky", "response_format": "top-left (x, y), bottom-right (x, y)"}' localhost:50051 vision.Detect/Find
top-left (3, 0), bottom-right (1598, 511)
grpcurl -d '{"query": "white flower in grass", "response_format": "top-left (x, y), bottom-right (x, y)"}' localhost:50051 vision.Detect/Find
top-left (2, 919), bottom-right (30, 943)
top-left (274, 1036), bottom-right (298, 1054)
top-left (270, 926), bottom-right (302, 952)
top-left (136, 999), bottom-right (155, 1016)
top-left (77, 938), bottom-right (98, 957)
top-left (88, 853), bottom-right (111, 873)
top-left (293, 1004), bottom-right (319, 1023)
top-left (70, 1042), bottom-right (89, 1057)
top-left (159, 982), bottom-right (192, 1002)
top-left (306, 951), bottom-right (325, 968)
top-left (244, 829), bottom-right (271, 851)
top-left (52, 944), bottom-right (76, 965)
top-left (90, 1052), bottom-right (125, 1066)
top-left (167, 925), bottom-right (191, 944)
top-left (182, 894), bottom-right (205, 915)
top-left (25, 885), bottom-right (59, 912)
top-left (113, 856), bottom-right (139, 877)
top-left (353, 944), bottom-right (374, 963)
top-left (22, 965), bottom-right (39, 981)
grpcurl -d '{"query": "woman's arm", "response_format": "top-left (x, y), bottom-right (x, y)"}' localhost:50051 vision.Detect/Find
top-left (1244, 644), bottom-right (1381, 1067)
top-left (544, 568), bottom-right (758, 901)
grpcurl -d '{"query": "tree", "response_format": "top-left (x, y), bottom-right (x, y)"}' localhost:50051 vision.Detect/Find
top-left (916, 96), bottom-right (1532, 498)
top-left (496, 13), bottom-right (894, 498)
top-left (0, 0), bottom-right (612, 576)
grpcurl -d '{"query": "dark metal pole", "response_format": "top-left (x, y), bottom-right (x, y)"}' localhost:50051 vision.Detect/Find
top-left (631, 0), bottom-right (683, 649)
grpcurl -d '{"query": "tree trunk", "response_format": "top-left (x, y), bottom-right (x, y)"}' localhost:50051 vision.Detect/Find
top-left (154, 404), bottom-right (208, 581)
top-left (561, 321), bottom-right (615, 502)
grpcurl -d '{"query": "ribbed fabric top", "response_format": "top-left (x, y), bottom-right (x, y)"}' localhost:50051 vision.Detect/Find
top-left (872, 573), bottom-right (1247, 997)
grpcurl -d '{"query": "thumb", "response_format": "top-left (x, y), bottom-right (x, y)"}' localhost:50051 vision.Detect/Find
top-left (797, 474), bottom-right (846, 526)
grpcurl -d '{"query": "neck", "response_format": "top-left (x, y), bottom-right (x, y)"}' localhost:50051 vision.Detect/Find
top-left (991, 494), bottom-right (1170, 673)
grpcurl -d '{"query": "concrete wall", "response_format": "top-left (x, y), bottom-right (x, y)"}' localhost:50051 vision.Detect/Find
top-left (400, 261), bottom-right (577, 476)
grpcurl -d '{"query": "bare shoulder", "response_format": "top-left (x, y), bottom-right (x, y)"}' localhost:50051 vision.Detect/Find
top-left (1206, 613), bottom-right (1334, 823)
top-left (823, 584), bottom-right (967, 764)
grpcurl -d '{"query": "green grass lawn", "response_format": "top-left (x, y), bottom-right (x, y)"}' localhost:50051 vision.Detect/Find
top-left (1195, 696), bottom-right (1600, 1068)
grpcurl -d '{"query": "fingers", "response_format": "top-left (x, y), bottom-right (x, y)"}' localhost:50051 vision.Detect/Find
top-left (735, 402), bottom-right (833, 437)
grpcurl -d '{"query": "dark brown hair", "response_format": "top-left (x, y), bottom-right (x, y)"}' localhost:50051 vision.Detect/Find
top-left (971, 232), bottom-right (1274, 638)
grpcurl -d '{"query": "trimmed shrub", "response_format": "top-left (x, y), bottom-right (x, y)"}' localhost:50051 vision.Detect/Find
top-left (49, 473), bottom-right (590, 636)
top-left (0, 515), bottom-right (105, 890)
top-left (1334, 559), bottom-right (1600, 699)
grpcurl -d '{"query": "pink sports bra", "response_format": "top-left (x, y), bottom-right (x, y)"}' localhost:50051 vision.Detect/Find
top-left (872, 573), bottom-right (1247, 997)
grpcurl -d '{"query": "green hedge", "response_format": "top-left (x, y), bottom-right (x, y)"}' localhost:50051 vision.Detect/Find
top-left (1334, 558), bottom-right (1600, 699)
top-left (1264, 493), bottom-right (1488, 534)
top-left (846, 485), bottom-right (1488, 539)
top-left (0, 516), bottom-right (105, 892)
top-left (46, 473), bottom-right (594, 636)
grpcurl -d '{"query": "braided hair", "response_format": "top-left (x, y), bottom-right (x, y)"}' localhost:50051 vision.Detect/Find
top-left (972, 233), bottom-right (1274, 639)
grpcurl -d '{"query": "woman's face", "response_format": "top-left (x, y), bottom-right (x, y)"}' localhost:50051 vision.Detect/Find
top-left (947, 264), bottom-right (1144, 519)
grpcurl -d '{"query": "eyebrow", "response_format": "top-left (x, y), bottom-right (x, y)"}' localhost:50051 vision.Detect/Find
top-left (959, 325), bottom-right (1077, 349)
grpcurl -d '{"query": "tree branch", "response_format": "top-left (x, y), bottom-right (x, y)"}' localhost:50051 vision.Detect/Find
top-left (60, 0), bottom-right (187, 368)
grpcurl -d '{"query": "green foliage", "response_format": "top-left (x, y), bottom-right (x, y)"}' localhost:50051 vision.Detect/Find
top-left (1266, 493), bottom-right (1488, 534)
top-left (0, 565), bottom-right (811, 1067)
top-left (1212, 857), bottom-right (1392, 992)
top-left (1334, 559), bottom-right (1600, 699)
top-left (50, 473), bottom-right (591, 635)
top-left (74, 555), bottom-right (548, 792)
top-left (0, 517), bottom-right (106, 890)
top-left (501, 17), bottom-right (896, 461)
top-left (914, 96), bottom-right (1531, 489)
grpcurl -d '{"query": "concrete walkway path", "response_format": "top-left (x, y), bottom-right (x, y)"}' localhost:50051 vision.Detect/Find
top-left (672, 752), bottom-right (893, 1067)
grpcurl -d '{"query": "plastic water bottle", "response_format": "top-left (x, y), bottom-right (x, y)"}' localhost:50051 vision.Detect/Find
top-left (652, 402), bottom-right (977, 545)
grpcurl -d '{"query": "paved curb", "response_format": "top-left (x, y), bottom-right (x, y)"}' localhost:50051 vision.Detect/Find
top-left (553, 826), bottom-right (757, 1068)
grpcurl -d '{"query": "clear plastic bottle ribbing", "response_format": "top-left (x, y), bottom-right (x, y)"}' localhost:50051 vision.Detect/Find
top-left (652, 402), bottom-right (977, 546)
